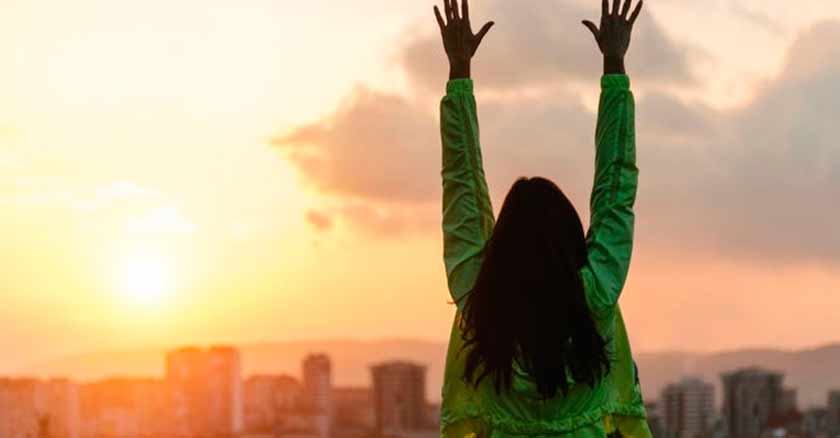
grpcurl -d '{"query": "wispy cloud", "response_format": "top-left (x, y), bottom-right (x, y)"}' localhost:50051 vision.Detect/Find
top-left (730, 0), bottom-right (787, 34)
top-left (127, 207), bottom-right (197, 235)
top-left (70, 180), bottom-right (152, 212)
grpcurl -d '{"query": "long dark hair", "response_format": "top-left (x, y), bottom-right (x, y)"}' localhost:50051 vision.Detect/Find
top-left (460, 177), bottom-right (611, 399)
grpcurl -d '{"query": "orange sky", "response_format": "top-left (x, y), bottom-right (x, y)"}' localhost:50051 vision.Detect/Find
top-left (2, 0), bottom-right (840, 374)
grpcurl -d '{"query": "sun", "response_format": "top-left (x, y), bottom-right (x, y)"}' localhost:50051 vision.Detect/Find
top-left (119, 249), bottom-right (173, 307)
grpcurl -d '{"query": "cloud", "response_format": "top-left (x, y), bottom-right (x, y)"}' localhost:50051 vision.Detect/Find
top-left (730, 1), bottom-right (786, 34)
top-left (277, 19), bottom-right (840, 263)
top-left (336, 202), bottom-right (435, 237)
top-left (274, 87), bottom-right (438, 204)
top-left (623, 21), bottom-right (840, 262)
top-left (707, 21), bottom-right (840, 261)
top-left (304, 203), bottom-right (437, 238)
top-left (3, 179), bottom-right (153, 211)
top-left (127, 207), bottom-right (197, 235)
top-left (401, 0), bottom-right (697, 93)
top-left (71, 180), bottom-right (151, 212)
top-left (306, 210), bottom-right (334, 232)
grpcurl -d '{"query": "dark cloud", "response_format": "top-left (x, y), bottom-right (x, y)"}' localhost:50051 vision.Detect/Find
top-left (401, 0), bottom-right (696, 93)
top-left (277, 20), bottom-right (840, 263)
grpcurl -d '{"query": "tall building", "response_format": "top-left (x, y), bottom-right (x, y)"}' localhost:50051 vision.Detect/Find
top-left (371, 361), bottom-right (428, 436)
top-left (166, 346), bottom-right (243, 437)
top-left (303, 354), bottom-right (333, 438)
top-left (0, 378), bottom-right (80, 438)
top-left (661, 377), bottom-right (715, 438)
top-left (721, 368), bottom-right (785, 438)
top-left (303, 354), bottom-right (333, 414)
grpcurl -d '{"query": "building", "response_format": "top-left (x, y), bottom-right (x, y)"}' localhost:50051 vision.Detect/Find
top-left (167, 346), bottom-right (243, 437)
top-left (0, 378), bottom-right (80, 438)
top-left (721, 368), bottom-right (787, 438)
top-left (37, 379), bottom-right (80, 438)
top-left (802, 408), bottom-right (830, 438)
top-left (79, 378), bottom-right (169, 438)
top-left (302, 354), bottom-right (333, 414)
top-left (827, 390), bottom-right (840, 436)
top-left (763, 388), bottom-right (803, 436)
top-left (645, 401), bottom-right (666, 438)
top-left (424, 402), bottom-right (440, 430)
top-left (243, 375), bottom-right (302, 434)
top-left (661, 377), bottom-right (715, 438)
top-left (0, 379), bottom-right (45, 438)
top-left (777, 389), bottom-right (798, 416)
top-left (302, 354), bottom-right (333, 438)
top-left (333, 386), bottom-right (375, 433)
top-left (371, 361), bottom-right (429, 436)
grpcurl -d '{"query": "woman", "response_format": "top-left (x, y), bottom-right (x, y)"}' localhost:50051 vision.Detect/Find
top-left (435, 1), bottom-right (649, 437)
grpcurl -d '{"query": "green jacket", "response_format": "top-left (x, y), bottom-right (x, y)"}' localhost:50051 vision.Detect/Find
top-left (439, 75), bottom-right (650, 438)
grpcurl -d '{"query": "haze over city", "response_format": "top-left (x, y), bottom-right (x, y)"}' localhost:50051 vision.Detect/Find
top-left (2, 0), bottom-right (840, 377)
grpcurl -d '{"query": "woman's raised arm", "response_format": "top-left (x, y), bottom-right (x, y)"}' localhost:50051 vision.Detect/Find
top-left (580, 0), bottom-right (643, 313)
top-left (436, 0), bottom-right (496, 309)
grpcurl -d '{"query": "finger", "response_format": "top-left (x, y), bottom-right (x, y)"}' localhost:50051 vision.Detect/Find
top-left (582, 20), bottom-right (600, 41)
top-left (434, 6), bottom-right (446, 31)
top-left (621, 0), bottom-right (632, 18)
top-left (612, 0), bottom-right (620, 16)
top-left (602, 0), bottom-right (609, 17)
top-left (475, 21), bottom-right (494, 45)
top-left (444, 0), bottom-right (452, 22)
top-left (629, 0), bottom-right (643, 25)
top-left (451, 0), bottom-right (461, 20)
top-left (462, 0), bottom-right (470, 22)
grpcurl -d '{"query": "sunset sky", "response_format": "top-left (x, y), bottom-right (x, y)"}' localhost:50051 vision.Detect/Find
top-left (2, 0), bottom-right (840, 375)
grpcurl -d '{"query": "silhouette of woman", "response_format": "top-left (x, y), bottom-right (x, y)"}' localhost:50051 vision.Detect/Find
top-left (435, 1), bottom-right (649, 437)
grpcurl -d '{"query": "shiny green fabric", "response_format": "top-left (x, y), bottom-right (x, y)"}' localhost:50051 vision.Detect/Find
top-left (439, 75), bottom-right (650, 438)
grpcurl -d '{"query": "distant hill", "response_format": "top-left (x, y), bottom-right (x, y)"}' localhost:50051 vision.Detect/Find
top-left (635, 344), bottom-right (840, 409)
top-left (23, 340), bottom-right (840, 408)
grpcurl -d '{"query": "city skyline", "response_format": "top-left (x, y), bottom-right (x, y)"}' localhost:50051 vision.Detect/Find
top-left (650, 372), bottom-right (840, 438)
top-left (3, 346), bottom-right (840, 438)
top-left (8, 339), bottom-right (840, 408)
top-left (0, 347), bottom-right (444, 438)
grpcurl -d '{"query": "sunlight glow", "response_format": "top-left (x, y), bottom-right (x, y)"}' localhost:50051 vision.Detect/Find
top-left (119, 249), bottom-right (173, 307)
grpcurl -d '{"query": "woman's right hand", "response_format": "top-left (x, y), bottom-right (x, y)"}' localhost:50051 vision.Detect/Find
top-left (434, 0), bottom-right (495, 80)
top-left (582, 0), bottom-right (644, 75)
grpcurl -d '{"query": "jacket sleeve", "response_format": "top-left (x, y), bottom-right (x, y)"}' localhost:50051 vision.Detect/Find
top-left (440, 79), bottom-right (495, 310)
top-left (581, 74), bottom-right (638, 314)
